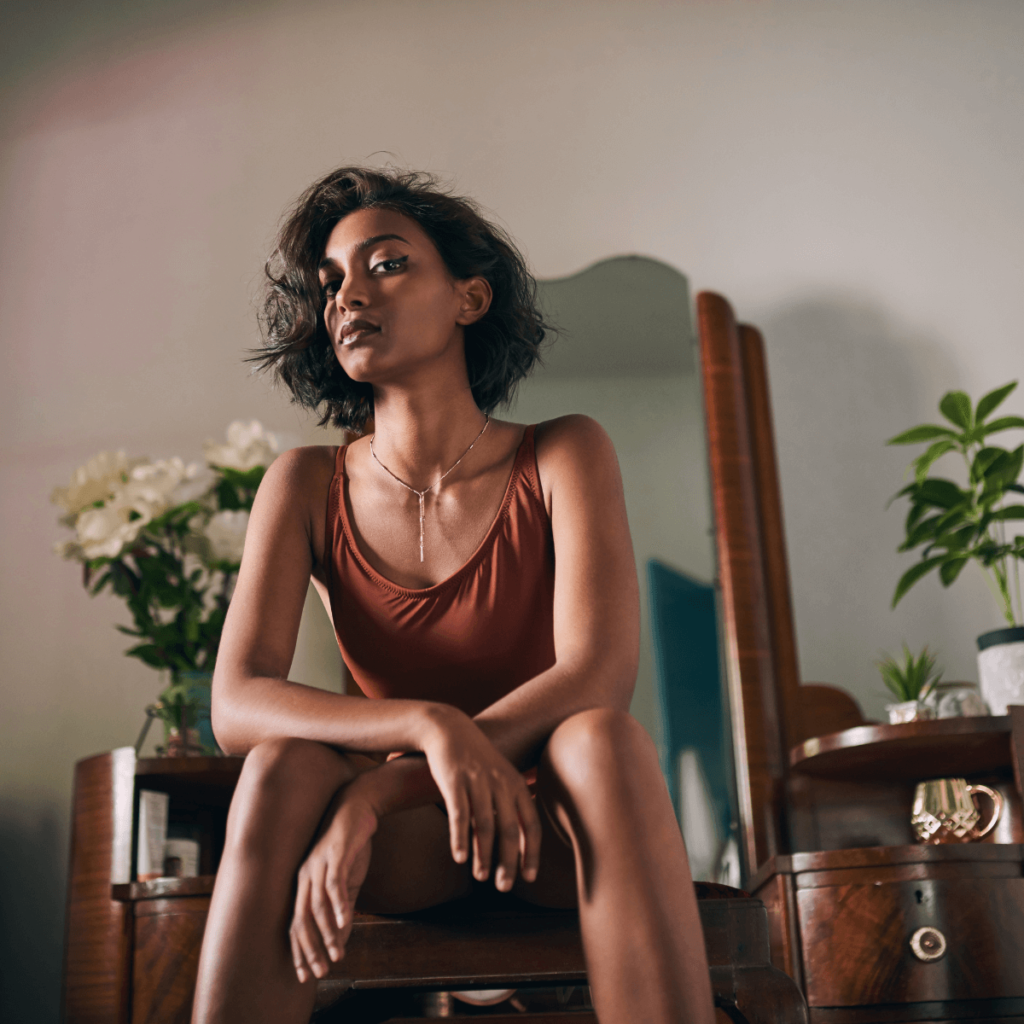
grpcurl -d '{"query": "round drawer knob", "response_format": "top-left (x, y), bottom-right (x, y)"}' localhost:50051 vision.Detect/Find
top-left (910, 926), bottom-right (947, 962)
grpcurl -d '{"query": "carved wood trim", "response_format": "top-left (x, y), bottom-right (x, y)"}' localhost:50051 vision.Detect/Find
top-left (697, 291), bottom-right (786, 874)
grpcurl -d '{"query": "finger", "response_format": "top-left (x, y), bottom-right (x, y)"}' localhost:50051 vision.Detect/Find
top-left (325, 861), bottom-right (347, 932)
top-left (310, 865), bottom-right (342, 963)
top-left (293, 879), bottom-right (332, 980)
top-left (469, 777), bottom-right (496, 882)
top-left (289, 908), bottom-right (310, 985)
top-left (290, 876), bottom-right (313, 984)
top-left (440, 775), bottom-right (472, 866)
top-left (518, 788), bottom-right (543, 884)
top-left (491, 785), bottom-right (523, 891)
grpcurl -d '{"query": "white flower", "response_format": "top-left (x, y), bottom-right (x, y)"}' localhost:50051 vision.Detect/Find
top-left (122, 458), bottom-right (187, 518)
top-left (170, 463), bottom-right (217, 504)
top-left (51, 451), bottom-right (146, 515)
top-left (73, 497), bottom-right (148, 559)
top-left (120, 459), bottom-right (213, 517)
top-left (203, 420), bottom-right (279, 472)
top-left (204, 509), bottom-right (250, 563)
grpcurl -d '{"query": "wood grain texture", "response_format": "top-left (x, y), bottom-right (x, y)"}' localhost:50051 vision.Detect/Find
top-left (808, 1000), bottom-right (1024, 1024)
top-left (755, 843), bottom-right (1024, 880)
top-left (698, 291), bottom-right (786, 874)
top-left (62, 752), bottom-right (132, 1024)
top-left (753, 872), bottom-right (804, 991)
top-left (790, 717), bottom-right (1012, 781)
top-left (112, 886), bottom-right (807, 1024)
top-left (131, 896), bottom-right (210, 1024)
top-left (738, 324), bottom-right (803, 756)
top-left (799, 877), bottom-right (1024, 1006)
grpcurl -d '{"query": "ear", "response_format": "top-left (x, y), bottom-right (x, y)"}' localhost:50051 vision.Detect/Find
top-left (455, 277), bottom-right (493, 326)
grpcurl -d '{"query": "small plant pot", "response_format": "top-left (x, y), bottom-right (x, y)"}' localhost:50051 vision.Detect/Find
top-left (977, 626), bottom-right (1024, 715)
top-left (886, 700), bottom-right (936, 725)
top-left (160, 727), bottom-right (206, 758)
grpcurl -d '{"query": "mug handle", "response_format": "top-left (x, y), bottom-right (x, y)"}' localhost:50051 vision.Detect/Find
top-left (967, 783), bottom-right (1004, 839)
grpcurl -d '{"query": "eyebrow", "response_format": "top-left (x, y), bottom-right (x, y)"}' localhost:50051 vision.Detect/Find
top-left (319, 234), bottom-right (410, 271)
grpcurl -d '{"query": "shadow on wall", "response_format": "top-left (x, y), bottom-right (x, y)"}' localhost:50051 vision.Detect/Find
top-left (755, 296), bottom-right (989, 716)
top-left (0, 798), bottom-right (66, 1024)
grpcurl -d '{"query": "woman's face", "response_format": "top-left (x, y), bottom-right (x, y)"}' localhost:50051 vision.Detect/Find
top-left (318, 208), bottom-right (490, 389)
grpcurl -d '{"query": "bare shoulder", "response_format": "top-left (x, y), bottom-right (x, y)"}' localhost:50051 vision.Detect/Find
top-left (252, 444), bottom-right (338, 519)
top-left (534, 414), bottom-right (618, 471)
top-left (532, 415), bottom-right (621, 509)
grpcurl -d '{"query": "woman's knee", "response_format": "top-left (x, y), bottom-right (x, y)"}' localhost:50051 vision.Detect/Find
top-left (543, 707), bottom-right (655, 790)
top-left (226, 738), bottom-right (354, 850)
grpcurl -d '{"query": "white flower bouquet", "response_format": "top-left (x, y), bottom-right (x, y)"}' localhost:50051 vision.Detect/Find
top-left (52, 421), bottom-right (280, 749)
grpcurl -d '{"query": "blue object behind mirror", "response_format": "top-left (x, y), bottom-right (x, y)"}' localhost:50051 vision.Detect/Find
top-left (647, 559), bottom-right (733, 853)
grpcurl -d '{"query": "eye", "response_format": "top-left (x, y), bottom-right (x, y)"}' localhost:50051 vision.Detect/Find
top-left (373, 256), bottom-right (408, 274)
top-left (321, 278), bottom-right (342, 298)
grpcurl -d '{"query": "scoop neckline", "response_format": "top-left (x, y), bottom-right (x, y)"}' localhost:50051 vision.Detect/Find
top-left (336, 425), bottom-right (532, 598)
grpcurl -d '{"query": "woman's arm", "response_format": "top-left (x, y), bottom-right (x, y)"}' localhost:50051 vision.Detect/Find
top-left (475, 414), bottom-right (640, 764)
top-left (212, 446), bottom-right (540, 881)
top-left (211, 446), bottom-right (449, 757)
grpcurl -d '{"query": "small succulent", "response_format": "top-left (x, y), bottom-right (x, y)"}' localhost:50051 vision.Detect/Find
top-left (877, 644), bottom-right (943, 703)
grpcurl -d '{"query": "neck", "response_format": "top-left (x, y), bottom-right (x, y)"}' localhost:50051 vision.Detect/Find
top-left (369, 382), bottom-right (489, 488)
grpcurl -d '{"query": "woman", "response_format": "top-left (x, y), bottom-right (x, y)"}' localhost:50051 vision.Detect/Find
top-left (191, 167), bottom-right (713, 1024)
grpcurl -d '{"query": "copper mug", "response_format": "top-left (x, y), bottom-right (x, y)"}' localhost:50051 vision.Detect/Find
top-left (911, 777), bottom-right (1003, 844)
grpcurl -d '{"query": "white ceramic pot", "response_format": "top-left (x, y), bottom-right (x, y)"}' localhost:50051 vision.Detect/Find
top-left (977, 626), bottom-right (1024, 715)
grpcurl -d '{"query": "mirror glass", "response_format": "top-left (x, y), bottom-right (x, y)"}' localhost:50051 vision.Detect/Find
top-left (516, 256), bottom-right (736, 881)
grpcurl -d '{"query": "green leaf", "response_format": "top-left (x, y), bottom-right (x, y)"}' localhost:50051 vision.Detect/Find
top-left (916, 478), bottom-right (964, 510)
top-left (976, 382), bottom-right (1018, 423)
top-left (876, 643), bottom-right (942, 701)
top-left (914, 440), bottom-right (957, 483)
top-left (992, 505), bottom-right (1024, 521)
top-left (898, 514), bottom-right (943, 551)
top-left (980, 415), bottom-right (1024, 438)
top-left (126, 643), bottom-right (169, 669)
top-left (893, 555), bottom-right (947, 606)
top-left (939, 555), bottom-right (969, 586)
top-left (220, 466), bottom-right (266, 490)
top-left (886, 424), bottom-right (958, 446)
top-left (939, 391), bottom-right (973, 430)
top-left (89, 571), bottom-right (112, 596)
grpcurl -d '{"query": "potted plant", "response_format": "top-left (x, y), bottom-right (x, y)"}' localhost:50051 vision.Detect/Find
top-left (878, 644), bottom-right (943, 723)
top-left (888, 381), bottom-right (1024, 714)
top-left (52, 421), bottom-right (280, 753)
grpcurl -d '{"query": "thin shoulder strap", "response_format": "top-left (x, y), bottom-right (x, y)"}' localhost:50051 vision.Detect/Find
top-left (324, 444), bottom-right (348, 591)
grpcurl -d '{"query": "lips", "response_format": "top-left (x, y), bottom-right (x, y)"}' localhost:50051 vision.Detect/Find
top-left (340, 319), bottom-right (380, 344)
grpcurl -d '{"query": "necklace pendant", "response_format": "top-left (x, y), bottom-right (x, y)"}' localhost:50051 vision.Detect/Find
top-left (369, 415), bottom-right (490, 565)
top-left (418, 493), bottom-right (425, 562)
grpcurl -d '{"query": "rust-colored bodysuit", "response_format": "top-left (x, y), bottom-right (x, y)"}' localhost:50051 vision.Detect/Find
top-left (325, 425), bottom-right (556, 717)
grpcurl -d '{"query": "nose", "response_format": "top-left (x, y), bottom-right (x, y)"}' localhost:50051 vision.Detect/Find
top-left (335, 271), bottom-right (369, 311)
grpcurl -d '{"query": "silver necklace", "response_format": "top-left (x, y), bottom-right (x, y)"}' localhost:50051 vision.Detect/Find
top-left (369, 415), bottom-right (490, 562)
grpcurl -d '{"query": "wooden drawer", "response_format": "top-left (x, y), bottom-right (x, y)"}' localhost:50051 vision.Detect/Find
top-left (132, 895), bottom-right (210, 1024)
top-left (798, 878), bottom-right (1024, 1006)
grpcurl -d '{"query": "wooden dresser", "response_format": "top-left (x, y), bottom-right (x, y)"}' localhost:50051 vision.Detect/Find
top-left (61, 748), bottom-right (808, 1024)
top-left (697, 289), bottom-right (1024, 1023)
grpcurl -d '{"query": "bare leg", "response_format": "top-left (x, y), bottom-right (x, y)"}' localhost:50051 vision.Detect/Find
top-left (191, 738), bottom-right (470, 1024)
top-left (518, 708), bottom-right (715, 1024)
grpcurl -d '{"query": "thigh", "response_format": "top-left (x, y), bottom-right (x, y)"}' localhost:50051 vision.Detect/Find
top-left (510, 766), bottom-right (579, 909)
top-left (356, 802), bottom-right (474, 913)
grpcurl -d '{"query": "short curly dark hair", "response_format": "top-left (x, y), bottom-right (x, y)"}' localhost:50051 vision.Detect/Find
top-left (254, 166), bottom-right (549, 432)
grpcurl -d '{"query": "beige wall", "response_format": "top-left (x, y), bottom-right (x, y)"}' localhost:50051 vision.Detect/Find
top-left (2, 1), bottom-right (1024, 1018)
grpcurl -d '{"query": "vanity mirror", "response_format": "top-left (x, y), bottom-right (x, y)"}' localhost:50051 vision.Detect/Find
top-left (524, 256), bottom-right (739, 883)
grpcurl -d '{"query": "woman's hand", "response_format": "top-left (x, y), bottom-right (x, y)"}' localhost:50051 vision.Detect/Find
top-left (289, 786), bottom-right (377, 982)
top-left (421, 705), bottom-right (542, 891)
